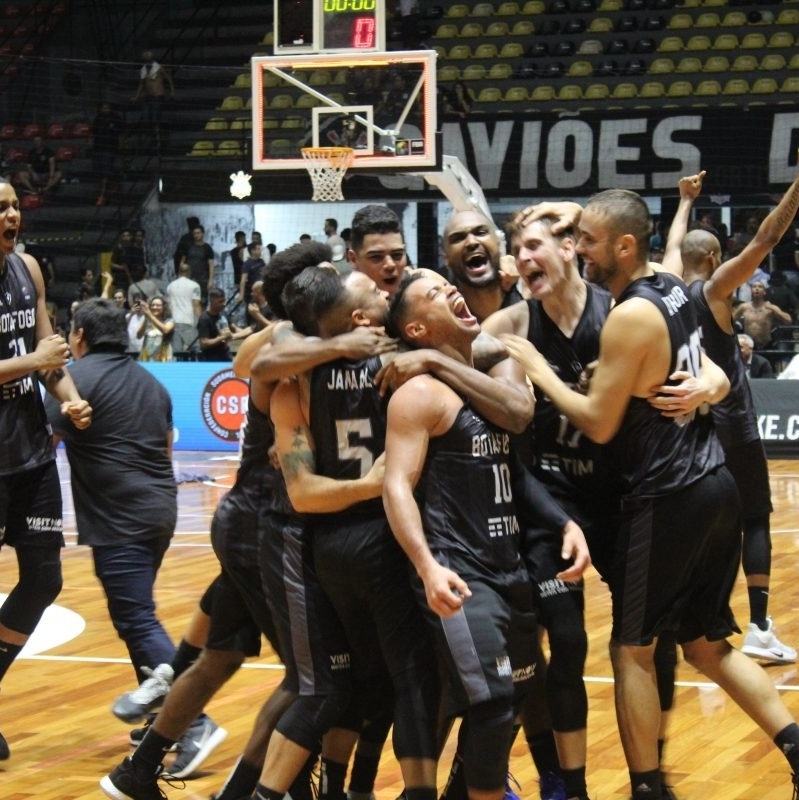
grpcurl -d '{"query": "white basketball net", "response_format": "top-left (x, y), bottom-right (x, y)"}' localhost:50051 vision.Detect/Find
top-left (300, 147), bottom-right (354, 202)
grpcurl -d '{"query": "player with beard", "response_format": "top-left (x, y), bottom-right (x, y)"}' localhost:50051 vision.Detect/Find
top-left (442, 209), bottom-right (523, 324)
top-left (502, 188), bottom-right (799, 800)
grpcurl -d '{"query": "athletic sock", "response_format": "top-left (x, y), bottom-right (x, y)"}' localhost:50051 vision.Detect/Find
top-left (775, 723), bottom-right (799, 774)
top-left (214, 757), bottom-right (262, 800)
top-left (349, 751), bottom-right (380, 794)
top-left (406, 788), bottom-right (437, 800)
top-left (747, 587), bottom-right (769, 629)
top-left (527, 729), bottom-right (562, 777)
top-left (440, 752), bottom-right (466, 800)
top-left (320, 758), bottom-right (347, 800)
top-left (289, 751), bottom-right (319, 800)
top-left (171, 639), bottom-right (202, 679)
top-left (0, 640), bottom-right (23, 683)
top-left (132, 726), bottom-right (177, 773)
top-left (562, 766), bottom-right (587, 798)
top-left (630, 768), bottom-right (662, 799)
top-left (253, 784), bottom-right (284, 800)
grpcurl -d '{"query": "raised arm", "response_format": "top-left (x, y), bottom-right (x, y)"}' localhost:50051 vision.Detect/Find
top-left (660, 170), bottom-right (706, 276)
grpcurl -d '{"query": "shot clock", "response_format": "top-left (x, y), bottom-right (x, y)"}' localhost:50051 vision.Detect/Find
top-left (274, 0), bottom-right (386, 55)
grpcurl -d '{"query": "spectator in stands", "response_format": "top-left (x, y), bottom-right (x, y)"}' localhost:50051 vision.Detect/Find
top-left (132, 228), bottom-right (147, 279)
top-left (110, 229), bottom-right (135, 294)
top-left (729, 214), bottom-right (760, 257)
top-left (112, 289), bottom-right (127, 310)
top-left (132, 50), bottom-right (174, 144)
top-left (299, 233), bottom-right (311, 243)
top-left (0, 144), bottom-right (11, 182)
top-left (738, 334), bottom-right (775, 379)
top-left (91, 101), bottom-right (124, 207)
top-left (173, 215), bottom-right (200, 273)
top-left (197, 288), bottom-right (247, 361)
top-left (127, 266), bottom-right (162, 309)
top-left (180, 224), bottom-right (215, 302)
top-left (16, 136), bottom-right (62, 195)
top-left (246, 279), bottom-right (274, 332)
top-left (166, 262), bottom-right (202, 359)
top-left (733, 281), bottom-right (793, 349)
top-left (441, 81), bottom-right (474, 120)
top-left (126, 295), bottom-right (146, 359)
top-left (694, 211), bottom-right (728, 256)
top-left (766, 270), bottom-right (799, 322)
top-left (77, 267), bottom-right (98, 301)
top-left (239, 242), bottom-right (266, 324)
top-left (251, 231), bottom-right (263, 247)
top-left (138, 296), bottom-right (175, 363)
top-left (324, 217), bottom-right (346, 253)
top-left (266, 242), bottom-right (277, 260)
top-left (228, 230), bottom-right (247, 293)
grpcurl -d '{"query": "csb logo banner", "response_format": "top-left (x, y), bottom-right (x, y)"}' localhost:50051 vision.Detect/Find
top-left (139, 363), bottom-right (248, 450)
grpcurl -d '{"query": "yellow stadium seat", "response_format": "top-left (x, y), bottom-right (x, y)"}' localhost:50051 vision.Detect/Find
top-left (584, 84), bottom-right (610, 100)
top-left (218, 95), bottom-right (244, 111)
top-left (497, 2), bottom-right (521, 14)
top-left (599, 0), bottom-right (622, 10)
top-left (231, 117), bottom-right (252, 131)
top-left (461, 64), bottom-right (486, 80)
top-left (447, 44), bottom-right (472, 60)
top-left (703, 56), bottom-right (729, 73)
top-left (639, 81), bottom-right (665, 98)
top-left (472, 2), bottom-right (495, 15)
top-left (658, 36), bottom-right (684, 53)
top-left (760, 54), bottom-right (787, 72)
top-left (649, 57), bottom-right (675, 74)
top-left (722, 78), bottom-right (750, 96)
top-left (506, 86), bottom-right (531, 102)
top-left (611, 82), bottom-right (637, 99)
top-left (264, 71), bottom-right (280, 87)
top-left (568, 60), bottom-right (594, 77)
top-left (694, 13), bottom-right (720, 28)
top-left (731, 55), bottom-right (758, 72)
top-left (768, 32), bottom-right (795, 49)
top-left (489, 63), bottom-right (513, 80)
top-left (268, 93), bottom-right (293, 109)
top-left (694, 79), bottom-right (721, 97)
top-left (522, 0), bottom-right (545, 12)
top-left (578, 39), bottom-right (604, 55)
top-left (459, 22), bottom-right (483, 37)
top-left (668, 13), bottom-right (693, 29)
top-left (473, 43), bottom-right (498, 59)
top-left (676, 57), bottom-right (702, 74)
top-left (666, 80), bottom-right (693, 98)
top-left (437, 65), bottom-right (460, 83)
top-left (557, 84), bottom-right (583, 101)
top-left (446, 4), bottom-right (469, 17)
top-left (685, 35), bottom-right (711, 51)
top-left (204, 117), bottom-right (228, 131)
top-left (712, 34), bottom-right (739, 51)
top-left (477, 87), bottom-right (502, 103)
top-left (750, 77), bottom-right (777, 95)
top-left (499, 42), bottom-right (525, 58)
top-left (530, 85), bottom-right (555, 102)
top-left (281, 117), bottom-right (304, 129)
top-left (511, 20), bottom-right (535, 35)
top-left (777, 9), bottom-right (799, 26)
top-left (308, 70), bottom-right (331, 87)
top-left (232, 73), bottom-right (251, 89)
top-left (434, 23), bottom-right (459, 39)
top-left (295, 94), bottom-right (318, 109)
top-left (485, 22), bottom-right (509, 37)
top-left (189, 140), bottom-right (214, 157)
top-left (216, 140), bottom-right (242, 157)
top-left (721, 12), bottom-right (747, 27)
top-left (261, 30), bottom-right (273, 45)
top-left (741, 33), bottom-right (767, 50)
top-left (268, 139), bottom-right (293, 157)
top-left (589, 17), bottom-right (613, 32)
top-left (702, 0), bottom-right (726, 6)
top-left (790, 54), bottom-right (799, 71)
top-left (780, 77), bottom-right (799, 96)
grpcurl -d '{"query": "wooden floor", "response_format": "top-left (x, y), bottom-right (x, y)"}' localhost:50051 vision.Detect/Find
top-left (1, 453), bottom-right (798, 800)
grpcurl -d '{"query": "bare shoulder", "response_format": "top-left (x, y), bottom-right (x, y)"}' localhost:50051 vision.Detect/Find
top-left (482, 300), bottom-right (528, 337)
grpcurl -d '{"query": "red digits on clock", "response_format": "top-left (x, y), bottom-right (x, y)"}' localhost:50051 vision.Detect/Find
top-left (353, 16), bottom-right (375, 48)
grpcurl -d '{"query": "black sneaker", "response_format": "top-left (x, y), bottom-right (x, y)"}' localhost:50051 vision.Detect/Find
top-left (0, 729), bottom-right (9, 760)
top-left (100, 757), bottom-right (170, 800)
top-left (661, 772), bottom-right (679, 800)
top-left (130, 717), bottom-right (177, 752)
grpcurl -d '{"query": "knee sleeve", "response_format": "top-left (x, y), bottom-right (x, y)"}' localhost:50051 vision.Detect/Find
top-left (519, 642), bottom-right (552, 738)
top-left (390, 667), bottom-right (439, 760)
top-left (0, 545), bottom-right (62, 634)
top-left (461, 698), bottom-right (515, 791)
top-left (741, 515), bottom-right (771, 577)
top-left (654, 632), bottom-right (678, 712)
top-left (545, 608), bottom-right (588, 732)
top-left (276, 688), bottom-right (351, 752)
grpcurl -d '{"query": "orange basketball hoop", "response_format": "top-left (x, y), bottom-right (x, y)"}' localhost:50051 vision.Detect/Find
top-left (300, 147), bottom-right (354, 202)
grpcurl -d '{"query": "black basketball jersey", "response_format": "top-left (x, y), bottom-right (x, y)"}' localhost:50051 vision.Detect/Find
top-left (421, 403), bottom-right (521, 579)
top-left (231, 393), bottom-right (294, 519)
top-left (308, 355), bottom-right (387, 524)
top-left (609, 272), bottom-right (724, 498)
top-left (688, 280), bottom-right (759, 449)
top-left (0, 253), bottom-right (55, 475)
top-left (522, 283), bottom-right (615, 500)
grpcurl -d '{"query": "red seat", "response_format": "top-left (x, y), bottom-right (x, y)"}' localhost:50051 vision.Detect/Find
top-left (71, 121), bottom-right (91, 138)
top-left (0, 124), bottom-right (18, 139)
top-left (6, 147), bottom-right (25, 162)
top-left (22, 123), bottom-right (44, 138)
top-left (47, 122), bottom-right (67, 138)
top-left (20, 193), bottom-right (44, 210)
top-left (55, 144), bottom-right (78, 161)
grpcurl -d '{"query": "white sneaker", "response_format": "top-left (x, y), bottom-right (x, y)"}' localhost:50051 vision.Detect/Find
top-left (165, 716), bottom-right (227, 779)
top-left (112, 663), bottom-right (174, 723)
top-left (742, 618), bottom-right (797, 664)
